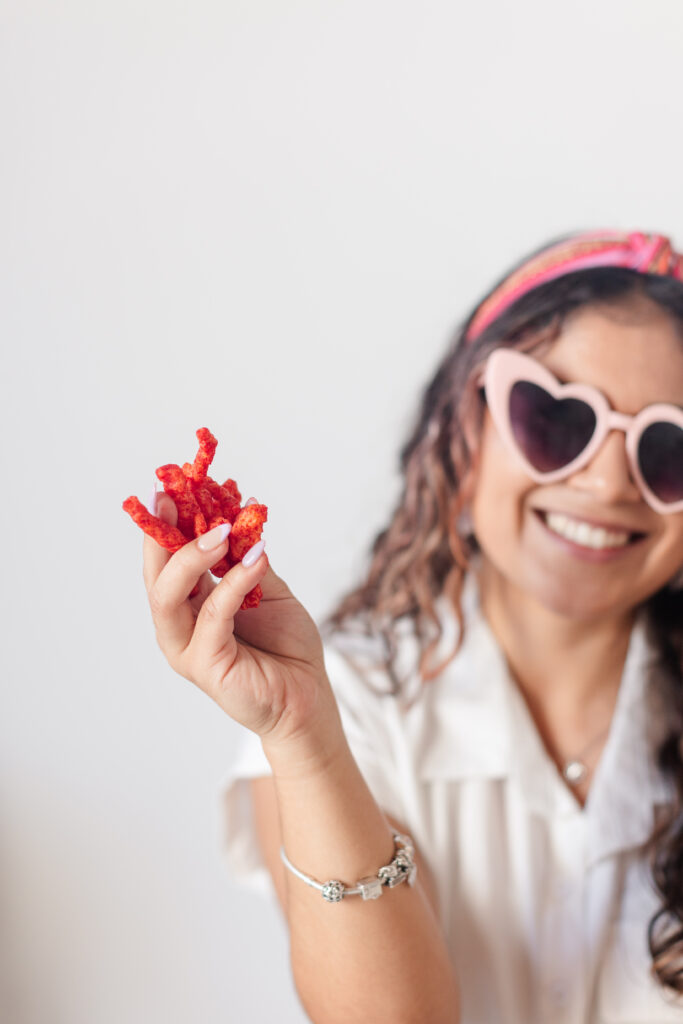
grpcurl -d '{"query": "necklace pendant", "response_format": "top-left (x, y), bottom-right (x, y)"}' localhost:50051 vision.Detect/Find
top-left (563, 760), bottom-right (587, 784)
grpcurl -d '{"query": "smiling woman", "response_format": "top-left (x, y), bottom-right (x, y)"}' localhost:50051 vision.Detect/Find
top-left (471, 302), bottom-right (683, 613)
top-left (309, 233), bottom-right (683, 1015)
top-left (146, 229), bottom-right (683, 1023)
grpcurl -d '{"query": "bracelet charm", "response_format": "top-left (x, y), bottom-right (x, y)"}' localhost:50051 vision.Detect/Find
top-left (280, 832), bottom-right (417, 903)
top-left (357, 875), bottom-right (383, 901)
top-left (321, 880), bottom-right (345, 903)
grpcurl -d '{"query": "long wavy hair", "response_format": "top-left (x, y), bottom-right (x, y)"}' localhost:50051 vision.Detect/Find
top-left (322, 235), bottom-right (683, 996)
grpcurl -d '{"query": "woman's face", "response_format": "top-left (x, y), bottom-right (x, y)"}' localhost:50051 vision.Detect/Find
top-left (469, 296), bottom-right (683, 620)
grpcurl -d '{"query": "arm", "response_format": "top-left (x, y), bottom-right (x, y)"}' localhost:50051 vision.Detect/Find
top-left (250, 784), bottom-right (442, 919)
top-left (250, 717), bottom-right (460, 1024)
top-left (142, 494), bottom-right (459, 1023)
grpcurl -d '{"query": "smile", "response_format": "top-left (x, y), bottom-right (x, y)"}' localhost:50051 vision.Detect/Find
top-left (533, 509), bottom-right (648, 561)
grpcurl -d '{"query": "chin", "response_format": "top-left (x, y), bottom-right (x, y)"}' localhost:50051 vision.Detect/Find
top-left (529, 571), bottom-right (643, 621)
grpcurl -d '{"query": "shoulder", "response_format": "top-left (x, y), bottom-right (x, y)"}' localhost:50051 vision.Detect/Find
top-left (321, 582), bottom-right (507, 780)
top-left (321, 573), bottom-right (484, 708)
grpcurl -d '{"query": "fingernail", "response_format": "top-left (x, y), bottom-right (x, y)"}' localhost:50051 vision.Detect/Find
top-left (198, 522), bottom-right (232, 551)
top-left (245, 497), bottom-right (258, 507)
top-left (148, 483), bottom-right (158, 516)
top-left (242, 539), bottom-right (265, 567)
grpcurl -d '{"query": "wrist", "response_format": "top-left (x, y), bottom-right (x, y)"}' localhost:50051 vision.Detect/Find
top-left (260, 679), bottom-right (349, 781)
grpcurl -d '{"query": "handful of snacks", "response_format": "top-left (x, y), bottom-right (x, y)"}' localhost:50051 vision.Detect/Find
top-left (123, 427), bottom-right (267, 609)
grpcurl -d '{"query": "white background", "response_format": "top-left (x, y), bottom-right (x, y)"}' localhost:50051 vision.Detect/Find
top-left (2, 2), bottom-right (682, 1022)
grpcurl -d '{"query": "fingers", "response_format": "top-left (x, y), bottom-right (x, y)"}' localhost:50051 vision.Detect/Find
top-left (142, 481), bottom-right (270, 682)
top-left (230, 562), bottom-right (300, 653)
top-left (190, 548), bottom-right (269, 668)
top-left (142, 488), bottom-right (178, 592)
top-left (148, 515), bottom-right (234, 662)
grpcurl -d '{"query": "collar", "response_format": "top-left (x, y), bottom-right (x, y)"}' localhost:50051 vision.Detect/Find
top-left (412, 572), bottom-right (674, 866)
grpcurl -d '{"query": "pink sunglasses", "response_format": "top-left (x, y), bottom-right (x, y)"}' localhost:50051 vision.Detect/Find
top-left (475, 348), bottom-right (683, 515)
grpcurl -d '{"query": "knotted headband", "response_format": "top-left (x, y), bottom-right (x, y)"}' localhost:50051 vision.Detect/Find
top-left (465, 229), bottom-right (683, 344)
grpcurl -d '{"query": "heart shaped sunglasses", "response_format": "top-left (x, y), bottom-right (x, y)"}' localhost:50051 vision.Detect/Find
top-left (475, 348), bottom-right (683, 515)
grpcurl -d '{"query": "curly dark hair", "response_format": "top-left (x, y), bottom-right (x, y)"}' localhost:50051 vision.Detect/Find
top-left (322, 235), bottom-right (683, 996)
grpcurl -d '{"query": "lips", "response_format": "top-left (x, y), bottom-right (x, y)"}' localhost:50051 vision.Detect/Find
top-left (533, 508), bottom-right (647, 539)
top-left (532, 509), bottom-right (651, 565)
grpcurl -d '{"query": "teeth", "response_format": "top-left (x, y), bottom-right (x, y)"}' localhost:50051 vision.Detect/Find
top-left (544, 512), bottom-right (631, 549)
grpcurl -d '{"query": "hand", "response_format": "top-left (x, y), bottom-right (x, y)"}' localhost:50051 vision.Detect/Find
top-left (142, 491), bottom-right (332, 747)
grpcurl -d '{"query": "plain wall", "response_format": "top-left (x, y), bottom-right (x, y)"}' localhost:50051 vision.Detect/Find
top-left (2, 1), bottom-right (683, 1021)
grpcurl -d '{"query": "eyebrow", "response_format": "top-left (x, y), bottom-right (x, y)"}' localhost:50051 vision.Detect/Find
top-left (549, 366), bottom-right (683, 411)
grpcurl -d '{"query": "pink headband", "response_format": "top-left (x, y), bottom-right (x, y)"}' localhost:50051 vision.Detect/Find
top-left (465, 229), bottom-right (683, 344)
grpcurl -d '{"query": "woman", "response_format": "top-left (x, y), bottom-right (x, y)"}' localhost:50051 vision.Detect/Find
top-left (143, 229), bottom-right (683, 1023)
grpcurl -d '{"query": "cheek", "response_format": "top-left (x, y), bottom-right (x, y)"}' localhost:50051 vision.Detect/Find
top-left (470, 414), bottom-right (534, 548)
top-left (659, 514), bottom-right (683, 566)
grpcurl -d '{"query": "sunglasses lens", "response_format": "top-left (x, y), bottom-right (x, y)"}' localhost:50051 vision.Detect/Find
top-left (509, 381), bottom-right (597, 473)
top-left (638, 421), bottom-right (683, 504)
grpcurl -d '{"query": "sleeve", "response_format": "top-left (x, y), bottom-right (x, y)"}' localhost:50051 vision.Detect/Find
top-left (217, 727), bottom-right (274, 898)
top-left (218, 642), bottom-right (406, 897)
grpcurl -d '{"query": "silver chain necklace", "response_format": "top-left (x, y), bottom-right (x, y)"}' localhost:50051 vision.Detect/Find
top-left (561, 725), bottom-right (611, 785)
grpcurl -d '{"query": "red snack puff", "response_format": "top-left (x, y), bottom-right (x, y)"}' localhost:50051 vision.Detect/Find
top-left (240, 584), bottom-right (263, 610)
top-left (221, 478), bottom-right (242, 505)
top-left (122, 496), bottom-right (188, 553)
top-left (208, 558), bottom-right (229, 579)
top-left (183, 427), bottom-right (218, 484)
top-left (122, 428), bottom-right (268, 609)
top-left (156, 463), bottom-right (207, 536)
top-left (203, 478), bottom-right (241, 523)
top-left (191, 483), bottom-right (221, 527)
top-left (229, 504), bottom-right (268, 562)
top-left (210, 503), bottom-right (268, 606)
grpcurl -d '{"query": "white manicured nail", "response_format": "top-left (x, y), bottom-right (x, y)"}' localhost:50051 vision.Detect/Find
top-left (245, 497), bottom-right (258, 507)
top-left (148, 483), bottom-right (158, 516)
top-left (198, 522), bottom-right (232, 551)
top-left (242, 539), bottom-right (265, 567)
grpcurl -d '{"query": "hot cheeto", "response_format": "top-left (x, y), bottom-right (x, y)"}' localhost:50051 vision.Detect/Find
top-left (122, 427), bottom-right (267, 609)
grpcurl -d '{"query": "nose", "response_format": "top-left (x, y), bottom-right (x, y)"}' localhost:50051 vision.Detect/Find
top-left (565, 428), bottom-right (642, 505)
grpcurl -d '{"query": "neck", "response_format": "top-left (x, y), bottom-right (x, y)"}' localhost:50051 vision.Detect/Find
top-left (473, 561), bottom-right (637, 725)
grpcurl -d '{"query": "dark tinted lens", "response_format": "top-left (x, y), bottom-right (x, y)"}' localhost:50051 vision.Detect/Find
top-left (509, 381), bottom-right (597, 473)
top-left (638, 421), bottom-right (683, 503)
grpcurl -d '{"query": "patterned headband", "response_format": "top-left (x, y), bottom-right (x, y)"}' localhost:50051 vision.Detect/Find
top-left (465, 229), bottom-right (683, 344)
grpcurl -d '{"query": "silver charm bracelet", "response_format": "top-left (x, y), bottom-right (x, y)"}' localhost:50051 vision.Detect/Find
top-left (279, 832), bottom-right (417, 902)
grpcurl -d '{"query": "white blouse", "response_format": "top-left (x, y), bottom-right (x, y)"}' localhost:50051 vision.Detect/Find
top-left (219, 573), bottom-right (682, 1023)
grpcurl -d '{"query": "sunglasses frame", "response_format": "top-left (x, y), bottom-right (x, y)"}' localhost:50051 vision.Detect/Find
top-left (474, 348), bottom-right (683, 515)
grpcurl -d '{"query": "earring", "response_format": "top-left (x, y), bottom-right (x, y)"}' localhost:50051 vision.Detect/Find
top-left (456, 505), bottom-right (474, 537)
